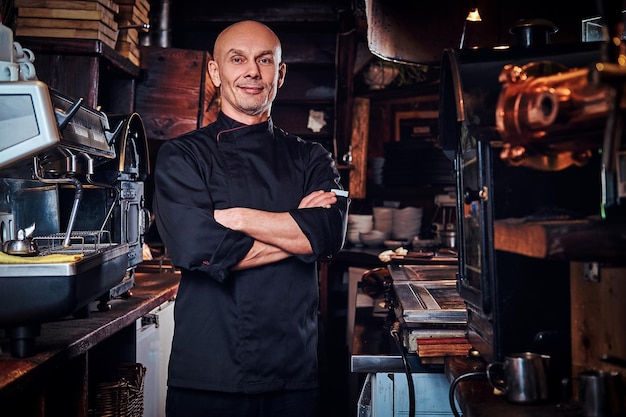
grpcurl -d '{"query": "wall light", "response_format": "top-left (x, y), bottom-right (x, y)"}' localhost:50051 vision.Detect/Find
top-left (466, 7), bottom-right (482, 22)
top-left (460, 4), bottom-right (483, 48)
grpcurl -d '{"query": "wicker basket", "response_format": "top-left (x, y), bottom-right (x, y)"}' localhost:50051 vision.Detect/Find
top-left (92, 363), bottom-right (146, 417)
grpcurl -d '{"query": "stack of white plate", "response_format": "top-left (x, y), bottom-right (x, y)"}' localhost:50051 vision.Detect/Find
top-left (372, 206), bottom-right (394, 239)
top-left (347, 214), bottom-right (373, 245)
top-left (392, 207), bottom-right (423, 240)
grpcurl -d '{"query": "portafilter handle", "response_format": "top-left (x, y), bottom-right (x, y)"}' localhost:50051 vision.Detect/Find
top-left (54, 96), bottom-right (84, 132)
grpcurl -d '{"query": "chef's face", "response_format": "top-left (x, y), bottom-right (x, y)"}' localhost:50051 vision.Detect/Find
top-left (209, 21), bottom-right (286, 125)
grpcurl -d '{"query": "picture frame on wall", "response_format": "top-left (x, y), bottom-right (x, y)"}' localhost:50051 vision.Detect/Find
top-left (394, 110), bottom-right (439, 143)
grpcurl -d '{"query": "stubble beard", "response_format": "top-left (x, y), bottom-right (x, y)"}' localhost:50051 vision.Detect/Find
top-left (236, 90), bottom-right (275, 117)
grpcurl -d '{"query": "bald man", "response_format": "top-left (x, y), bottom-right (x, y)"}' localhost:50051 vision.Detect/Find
top-left (153, 20), bottom-right (349, 417)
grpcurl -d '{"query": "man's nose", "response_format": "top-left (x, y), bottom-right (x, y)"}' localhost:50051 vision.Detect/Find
top-left (244, 61), bottom-right (261, 78)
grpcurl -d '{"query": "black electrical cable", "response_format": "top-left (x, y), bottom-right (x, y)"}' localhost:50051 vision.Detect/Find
top-left (448, 371), bottom-right (486, 417)
top-left (390, 322), bottom-right (415, 417)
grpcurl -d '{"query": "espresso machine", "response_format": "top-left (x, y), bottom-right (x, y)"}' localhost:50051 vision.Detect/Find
top-left (0, 80), bottom-right (150, 357)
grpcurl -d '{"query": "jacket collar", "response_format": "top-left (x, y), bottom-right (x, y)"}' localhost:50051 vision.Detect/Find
top-left (215, 112), bottom-right (274, 140)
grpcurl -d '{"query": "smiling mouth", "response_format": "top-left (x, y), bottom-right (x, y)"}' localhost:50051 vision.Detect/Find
top-left (240, 85), bottom-right (263, 94)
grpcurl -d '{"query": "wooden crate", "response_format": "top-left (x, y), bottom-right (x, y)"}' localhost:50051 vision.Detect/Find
top-left (114, 0), bottom-right (150, 67)
top-left (14, 1), bottom-right (119, 49)
top-left (134, 46), bottom-right (220, 140)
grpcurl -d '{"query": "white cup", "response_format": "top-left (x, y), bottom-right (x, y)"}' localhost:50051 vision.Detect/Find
top-left (18, 60), bottom-right (36, 80)
top-left (0, 61), bottom-right (19, 81)
top-left (13, 42), bottom-right (34, 63)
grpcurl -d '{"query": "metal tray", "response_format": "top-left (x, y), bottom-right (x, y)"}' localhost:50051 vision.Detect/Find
top-left (0, 243), bottom-right (128, 277)
top-left (393, 280), bottom-right (467, 326)
top-left (0, 243), bottom-right (129, 326)
top-left (388, 263), bottom-right (459, 281)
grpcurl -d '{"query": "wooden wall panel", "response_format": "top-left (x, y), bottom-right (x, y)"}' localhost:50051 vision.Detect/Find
top-left (571, 262), bottom-right (626, 400)
top-left (349, 97), bottom-right (369, 199)
top-left (135, 46), bottom-right (219, 140)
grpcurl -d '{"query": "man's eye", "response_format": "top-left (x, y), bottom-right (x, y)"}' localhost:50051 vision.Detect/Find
top-left (259, 58), bottom-right (272, 65)
top-left (232, 57), bottom-right (243, 63)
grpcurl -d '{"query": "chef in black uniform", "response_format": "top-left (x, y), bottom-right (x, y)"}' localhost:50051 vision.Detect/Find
top-left (153, 20), bottom-right (349, 417)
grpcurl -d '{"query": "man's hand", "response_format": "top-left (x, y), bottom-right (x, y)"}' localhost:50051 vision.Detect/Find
top-left (214, 189), bottom-right (340, 228)
top-left (298, 190), bottom-right (338, 209)
top-left (213, 189), bottom-right (341, 256)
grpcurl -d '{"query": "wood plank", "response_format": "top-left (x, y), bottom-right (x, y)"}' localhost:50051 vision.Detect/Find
top-left (135, 46), bottom-right (218, 140)
top-left (117, 4), bottom-right (149, 24)
top-left (494, 218), bottom-right (626, 261)
top-left (116, 26), bottom-right (139, 44)
top-left (17, 7), bottom-right (115, 25)
top-left (415, 337), bottom-right (473, 358)
top-left (14, 0), bottom-right (119, 14)
top-left (114, 0), bottom-right (149, 6)
top-left (571, 263), bottom-right (626, 401)
top-left (15, 26), bottom-right (117, 49)
top-left (349, 97), bottom-right (369, 199)
top-left (114, 0), bottom-right (150, 16)
top-left (115, 40), bottom-right (137, 53)
top-left (115, 40), bottom-right (140, 62)
top-left (17, 17), bottom-right (118, 37)
top-left (14, 37), bottom-right (141, 81)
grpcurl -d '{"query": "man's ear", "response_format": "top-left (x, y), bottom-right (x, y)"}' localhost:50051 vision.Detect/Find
top-left (208, 60), bottom-right (221, 87)
top-left (277, 62), bottom-right (286, 88)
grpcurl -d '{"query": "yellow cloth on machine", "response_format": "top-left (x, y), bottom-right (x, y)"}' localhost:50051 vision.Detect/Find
top-left (0, 252), bottom-right (84, 264)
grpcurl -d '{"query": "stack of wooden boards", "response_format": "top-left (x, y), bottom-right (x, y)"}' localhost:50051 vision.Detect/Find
top-left (14, 0), bottom-right (149, 66)
top-left (114, 0), bottom-right (149, 65)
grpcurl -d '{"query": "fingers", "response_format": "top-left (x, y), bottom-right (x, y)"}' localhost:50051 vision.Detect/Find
top-left (298, 190), bottom-right (338, 209)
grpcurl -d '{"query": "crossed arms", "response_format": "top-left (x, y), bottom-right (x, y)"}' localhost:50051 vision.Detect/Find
top-left (213, 190), bottom-right (339, 270)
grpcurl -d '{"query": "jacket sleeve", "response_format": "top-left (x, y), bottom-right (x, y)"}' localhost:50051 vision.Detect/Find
top-left (289, 142), bottom-right (349, 263)
top-left (152, 139), bottom-right (254, 282)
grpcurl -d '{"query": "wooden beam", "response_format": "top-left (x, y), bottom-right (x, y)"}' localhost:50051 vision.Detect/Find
top-left (349, 97), bottom-right (369, 199)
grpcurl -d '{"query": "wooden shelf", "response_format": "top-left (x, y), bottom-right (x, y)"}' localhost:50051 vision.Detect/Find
top-left (494, 218), bottom-right (626, 262)
top-left (15, 37), bottom-right (140, 78)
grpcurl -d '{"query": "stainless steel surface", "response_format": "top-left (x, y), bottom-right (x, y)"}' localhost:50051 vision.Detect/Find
top-left (49, 88), bottom-right (114, 161)
top-left (393, 280), bottom-right (467, 325)
top-left (3, 223), bottom-right (38, 255)
top-left (578, 370), bottom-right (625, 417)
top-left (350, 306), bottom-right (443, 374)
top-left (388, 263), bottom-right (458, 281)
top-left (0, 212), bottom-right (14, 244)
top-left (0, 79), bottom-right (150, 357)
top-left (486, 352), bottom-right (551, 404)
top-left (352, 353), bottom-right (415, 373)
top-left (0, 242), bottom-right (130, 337)
top-left (0, 81), bottom-right (60, 170)
top-left (0, 242), bottom-right (128, 277)
top-left (438, 229), bottom-right (456, 249)
top-left (352, 261), bottom-right (463, 374)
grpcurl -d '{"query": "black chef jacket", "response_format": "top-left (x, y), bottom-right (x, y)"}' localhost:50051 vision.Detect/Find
top-left (153, 113), bottom-right (349, 394)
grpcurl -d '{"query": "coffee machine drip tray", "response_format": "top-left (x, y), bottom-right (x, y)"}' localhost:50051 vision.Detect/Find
top-left (0, 241), bottom-right (128, 277)
top-left (0, 242), bottom-right (129, 357)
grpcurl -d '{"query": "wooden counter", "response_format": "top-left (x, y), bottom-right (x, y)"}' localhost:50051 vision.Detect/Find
top-left (446, 355), bottom-right (585, 417)
top-left (0, 271), bottom-right (180, 417)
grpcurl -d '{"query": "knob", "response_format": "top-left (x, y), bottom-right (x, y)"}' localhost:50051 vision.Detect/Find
top-left (464, 186), bottom-right (488, 204)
